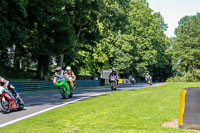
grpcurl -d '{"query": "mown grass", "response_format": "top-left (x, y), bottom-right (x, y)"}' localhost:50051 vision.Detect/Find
top-left (1, 82), bottom-right (199, 133)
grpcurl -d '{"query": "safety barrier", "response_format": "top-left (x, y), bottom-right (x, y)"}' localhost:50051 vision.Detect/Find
top-left (76, 80), bottom-right (101, 88)
top-left (178, 87), bottom-right (200, 130)
top-left (10, 81), bottom-right (54, 92)
top-left (10, 80), bottom-right (101, 92)
top-left (118, 79), bottom-right (130, 84)
top-left (118, 79), bottom-right (123, 84)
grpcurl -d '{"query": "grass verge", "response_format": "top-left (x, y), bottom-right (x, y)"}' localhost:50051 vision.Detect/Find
top-left (0, 82), bottom-right (199, 133)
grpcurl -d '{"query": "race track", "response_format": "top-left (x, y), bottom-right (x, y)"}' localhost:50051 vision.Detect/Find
top-left (0, 83), bottom-right (164, 127)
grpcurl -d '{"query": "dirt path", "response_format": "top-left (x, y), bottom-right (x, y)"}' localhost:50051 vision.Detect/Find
top-left (162, 119), bottom-right (200, 133)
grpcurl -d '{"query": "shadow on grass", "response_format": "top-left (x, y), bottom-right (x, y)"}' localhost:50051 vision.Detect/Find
top-left (127, 89), bottom-right (139, 92)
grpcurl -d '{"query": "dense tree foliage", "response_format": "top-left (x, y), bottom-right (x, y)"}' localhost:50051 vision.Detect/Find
top-left (172, 13), bottom-right (200, 81)
top-left (0, 0), bottom-right (172, 81)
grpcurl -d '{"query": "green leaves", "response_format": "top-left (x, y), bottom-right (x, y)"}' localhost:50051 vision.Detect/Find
top-left (173, 13), bottom-right (200, 75)
top-left (112, 32), bottom-right (133, 73)
top-left (0, 0), bottom-right (172, 81)
top-left (124, 0), bottom-right (171, 80)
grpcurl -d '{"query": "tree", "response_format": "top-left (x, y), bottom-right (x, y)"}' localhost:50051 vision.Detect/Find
top-left (126, 0), bottom-right (171, 80)
top-left (173, 13), bottom-right (200, 78)
top-left (69, 0), bottom-right (108, 75)
top-left (0, 0), bottom-right (172, 81)
top-left (0, 0), bottom-right (27, 77)
top-left (76, 0), bottom-right (132, 76)
top-left (25, 0), bottom-right (76, 80)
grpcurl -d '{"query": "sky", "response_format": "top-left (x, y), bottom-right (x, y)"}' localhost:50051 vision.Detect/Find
top-left (147, 0), bottom-right (200, 37)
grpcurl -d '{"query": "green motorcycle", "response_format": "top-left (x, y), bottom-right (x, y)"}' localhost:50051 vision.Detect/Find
top-left (55, 78), bottom-right (73, 99)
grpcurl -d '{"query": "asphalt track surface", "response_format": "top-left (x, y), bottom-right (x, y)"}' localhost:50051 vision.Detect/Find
top-left (0, 82), bottom-right (164, 127)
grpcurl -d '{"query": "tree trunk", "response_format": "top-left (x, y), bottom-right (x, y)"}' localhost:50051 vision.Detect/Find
top-left (14, 45), bottom-right (21, 71)
top-left (77, 25), bottom-right (82, 39)
top-left (55, 54), bottom-right (64, 68)
top-left (36, 55), bottom-right (50, 80)
top-left (59, 54), bottom-right (64, 68)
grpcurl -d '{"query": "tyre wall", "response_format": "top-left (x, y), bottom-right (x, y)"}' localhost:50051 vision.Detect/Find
top-left (178, 87), bottom-right (200, 130)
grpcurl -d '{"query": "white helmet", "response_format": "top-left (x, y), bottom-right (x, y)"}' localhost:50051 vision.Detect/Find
top-left (66, 66), bottom-right (71, 71)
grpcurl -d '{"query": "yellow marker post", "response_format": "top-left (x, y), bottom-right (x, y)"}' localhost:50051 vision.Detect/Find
top-left (118, 79), bottom-right (123, 84)
top-left (178, 89), bottom-right (187, 126)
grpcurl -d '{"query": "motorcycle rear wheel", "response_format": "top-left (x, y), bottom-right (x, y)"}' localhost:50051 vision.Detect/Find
top-left (17, 97), bottom-right (24, 110)
top-left (68, 92), bottom-right (73, 98)
top-left (68, 87), bottom-right (73, 98)
top-left (17, 104), bottom-right (24, 110)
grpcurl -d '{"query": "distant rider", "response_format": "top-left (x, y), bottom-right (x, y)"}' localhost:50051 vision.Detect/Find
top-left (145, 73), bottom-right (152, 82)
top-left (65, 66), bottom-right (76, 88)
top-left (0, 76), bottom-right (18, 99)
top-left (129, 75), bottom-right (135, 84)
top-left (53, 66), bottom-right (68, 84)
top-left (129, 75), bottom-right (134, 80)
top-left (109, 69), bottom-right (118, 84)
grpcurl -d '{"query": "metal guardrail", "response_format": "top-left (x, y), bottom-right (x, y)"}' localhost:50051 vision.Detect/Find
top-left (10, 80), bottom-right (101, 92)
top-left (10, 81), bottom-right (55, 92)
top-left (76, 80), bottom-right (101, 88)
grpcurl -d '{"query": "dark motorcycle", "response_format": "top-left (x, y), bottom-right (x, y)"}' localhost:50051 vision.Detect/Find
top-left (0, 86), bottom-right (24, 113)
top-left (110, 75), bottom-right (117, 91)
top-left (129, 78), bottom-right (136, 84)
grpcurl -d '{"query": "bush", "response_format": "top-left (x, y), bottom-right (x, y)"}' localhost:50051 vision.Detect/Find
top-left (166, 76), bottom-right (186, 82)
top-left (167, 69), bottom-right (200, 82)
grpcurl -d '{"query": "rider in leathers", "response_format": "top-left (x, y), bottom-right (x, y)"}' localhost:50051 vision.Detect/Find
top-left (53, 66), bottom-right (69, 84)
top-left (65, 66), bottom-right (76, 88)
top-left (0, 76), bottom-right (18, 100)
top-left (109, 69), bottom-right (118, 84)
top-left (145, 73), bottom-right (152, 82)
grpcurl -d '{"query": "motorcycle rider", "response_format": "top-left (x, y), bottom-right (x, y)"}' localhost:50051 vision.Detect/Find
top-left (145, 73), bottom-right (152, 83)
top-left (129, 75), bottom-right (135, 84)
top-left (109, 69), bottom-right (118, 84)
top-left (0, 76), bottom-right (18, 100)
top-left (53, 66), bottom-right (69, 84)
top-left (65, 66), bottom-right (76, 88)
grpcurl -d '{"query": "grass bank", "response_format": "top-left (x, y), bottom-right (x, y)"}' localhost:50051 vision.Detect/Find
top-left (1, 82), bottom-right (199, 133)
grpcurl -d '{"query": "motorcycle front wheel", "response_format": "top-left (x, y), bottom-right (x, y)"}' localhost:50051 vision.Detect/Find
top-left (114, 82), bottom-right (117, 90)
top-left (0, 98), bottom-right (10, 113)
top-left (111, 82), bottom-right (114, 90)
top-left (60, 86), bottom-right (67, 99)
top-left (148, 80), bottom-right (152, 85)
top-left (68, 87), bottom-right (73, 98)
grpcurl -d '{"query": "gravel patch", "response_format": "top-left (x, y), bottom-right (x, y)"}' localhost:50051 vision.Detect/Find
top-left (161, 119), bottom-right (200, 133)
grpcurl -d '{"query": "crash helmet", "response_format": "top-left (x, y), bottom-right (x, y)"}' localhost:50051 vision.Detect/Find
top-left (56, 66), bottom-right (62, 73)
top-left (112, 69), bottom-right (116, 73)
top-left (66, 66), bottom-right (71, 71)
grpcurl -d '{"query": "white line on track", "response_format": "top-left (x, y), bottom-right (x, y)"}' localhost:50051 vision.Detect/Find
top-left (0, 91), bottom-right (109, 128)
